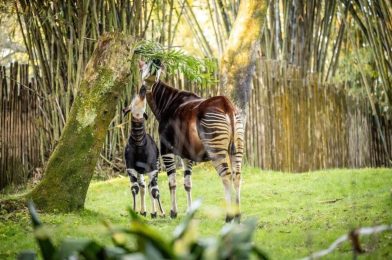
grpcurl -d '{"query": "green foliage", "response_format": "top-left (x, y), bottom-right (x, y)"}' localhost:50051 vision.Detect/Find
top-left (134, 40), bottom-right (218, 85)
top-left (20, 199), bottom-right (267, 260)
top-left (333, 44), bottom-right (391, 113)
top-left (334, 46), bottom-right (378, 90)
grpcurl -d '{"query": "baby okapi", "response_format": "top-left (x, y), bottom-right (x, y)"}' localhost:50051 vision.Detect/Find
top-left (138, 60), bottom-right (244, 222)
top-left (122, 86), bottom-right (165, 218)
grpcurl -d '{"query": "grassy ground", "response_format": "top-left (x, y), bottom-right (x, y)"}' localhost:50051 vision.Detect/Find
top-left (0, 165), bottom-right (391, 259)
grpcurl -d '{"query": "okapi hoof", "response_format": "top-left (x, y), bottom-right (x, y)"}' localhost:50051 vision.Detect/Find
top-left (151, 212), bottom-right (157, 219)
top-left (170, 210), bottom-right (177, 219)
top-left (225, 214), bottom-right (234, 223)
top-left (140, 211), bottom-right (147, 217)
top-left (160, 214), bottom-right (166, 218)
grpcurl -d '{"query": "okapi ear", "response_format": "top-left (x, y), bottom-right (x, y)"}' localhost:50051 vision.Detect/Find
top-left (143, 112), bottom-right (149, 120)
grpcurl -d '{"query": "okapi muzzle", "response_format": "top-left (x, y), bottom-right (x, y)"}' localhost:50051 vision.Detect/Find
top-left (139, 59), bottom-right (163, 85)
top-left (122, 85), bottom-right (148, 121)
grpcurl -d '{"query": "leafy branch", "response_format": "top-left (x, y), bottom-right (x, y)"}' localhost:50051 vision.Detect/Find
top-left (134, 40), bottom-right (218, 85)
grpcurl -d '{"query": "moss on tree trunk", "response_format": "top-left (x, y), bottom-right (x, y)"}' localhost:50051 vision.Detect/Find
top-left (220, 0), bottom-right (268, 117)
top-left (27, 32), bottom-right (135, 212)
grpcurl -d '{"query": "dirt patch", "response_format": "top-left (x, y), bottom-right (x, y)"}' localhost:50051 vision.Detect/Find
top-left (0, 197), bottom-right (27, 214)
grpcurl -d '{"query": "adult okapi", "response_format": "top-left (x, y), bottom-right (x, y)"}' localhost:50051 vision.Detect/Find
top-left (136, 60), bottom-right (244, 222)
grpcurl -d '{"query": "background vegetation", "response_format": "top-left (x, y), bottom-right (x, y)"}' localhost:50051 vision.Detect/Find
top-left (0, 0), bottom-right (391, 190)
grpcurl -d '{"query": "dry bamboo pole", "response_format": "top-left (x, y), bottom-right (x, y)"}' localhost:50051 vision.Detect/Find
top-left (1, 67), bottom-right (6, 186)
top-left (10, 63), bottom-right (16, 183)
top-left (167, 0), bottom-right (174, 48)
top-left (216, 0), bottom-right (231, 34)
top-left (268, 60), bottom-right (275, 169)
top-left (74, 0), bottom-right (90, 94)
top-left (180, 0), bottom-right (213, 56)
top-left (254, 64), bottom-right (262, 167)
top-left (207, 0), bottom-right (223, 56)
top-left (260, 61), bottom-right (267, 169)
top-left (5, 69), bottom-right (10, 181)
top-left (212, 0), bottom-right (228, 46)
top-left (0, 67), bottom-right (4, 186)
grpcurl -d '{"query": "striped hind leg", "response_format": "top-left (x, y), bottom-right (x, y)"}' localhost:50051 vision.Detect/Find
top-left (230, 156), bottom-right (243, 222)
top-left (199, 112), bottom-right (234, 222)
top-left (230, 113), bottom-right (244, 221)
top-left (182, 158), bottom-right (194, 211)
top-left (162, 153), bottom-right (178, 218)
top-left (211, 154), bottom-right (235, 222)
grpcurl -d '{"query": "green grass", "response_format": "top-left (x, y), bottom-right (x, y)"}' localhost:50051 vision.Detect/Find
top-left (1, 165), bottom-right (392, 259)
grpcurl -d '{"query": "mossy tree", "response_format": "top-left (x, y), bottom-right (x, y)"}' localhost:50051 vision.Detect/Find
top-left (220, 0), bottom-right (268, 119)
top-left (27, 33), bottom-right (136, 212)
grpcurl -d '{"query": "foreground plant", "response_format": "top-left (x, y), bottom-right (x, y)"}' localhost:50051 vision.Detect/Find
top-left (19, 200), bottom-right (268, 260)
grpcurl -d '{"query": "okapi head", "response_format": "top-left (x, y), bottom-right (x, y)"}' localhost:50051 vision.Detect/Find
top-left (139, 59), bottom-right (164, 86)
top-left (122, 85), bottom-right (148, 121)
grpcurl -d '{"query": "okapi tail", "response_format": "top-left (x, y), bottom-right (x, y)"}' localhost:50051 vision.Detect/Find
top-left (230, 142), bottom-right (236, 155)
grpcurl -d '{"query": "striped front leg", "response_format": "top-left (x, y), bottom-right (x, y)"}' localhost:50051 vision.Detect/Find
top-left (147, 170), bottom-right (165, 218)
top-left (182, 158), bottom-right (194, 211)
top-left (138, 173), bottom-right (147, 216)
top-left (127, 168), bottom-right (140, 213)
top-left (162, 153), bottom-right (177, 218)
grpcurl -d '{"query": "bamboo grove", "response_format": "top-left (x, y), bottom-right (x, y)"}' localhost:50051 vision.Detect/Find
top-left (1, 0), bottom-right (391, 189)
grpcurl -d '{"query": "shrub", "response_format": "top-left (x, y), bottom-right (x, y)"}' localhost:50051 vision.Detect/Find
top-left (19, 200), bottom-right (268, 260)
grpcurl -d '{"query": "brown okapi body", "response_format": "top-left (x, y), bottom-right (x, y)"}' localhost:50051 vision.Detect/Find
top-left (147, 82), bottom-right (237, 162)
top-left (143, 77), bottom-right (244, 222)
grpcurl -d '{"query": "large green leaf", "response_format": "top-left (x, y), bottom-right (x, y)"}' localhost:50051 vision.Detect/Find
top-left (251, 245), bottom-right (269, 260)
top-left (172, 199), bottom-right (202, 242)
top-left (144, 240), bottom-right (164, 260)
top-left (119, 223), bottom-right (175, 259)
top-left (103, 246), bottom-right (129, 259)
top-left (217, 218), bottom-right (267, 260)
top-left (106, 208), bottom-right (177, 259)
top-left (119, 253), bottom-right (146, 260)
top-left (27, 201), bottom-right (42, 228)
top-left (17, 250), bottom-right (37, 260)
top-left (55, 238), bottom-right (104, 259)
top-left (27, 201), bottom-right (56, 260)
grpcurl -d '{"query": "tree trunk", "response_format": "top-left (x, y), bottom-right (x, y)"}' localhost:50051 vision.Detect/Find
top-left (27, 32), bottom-right (135, 212)
top-left (219, 0), bottom-right (268, 118)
